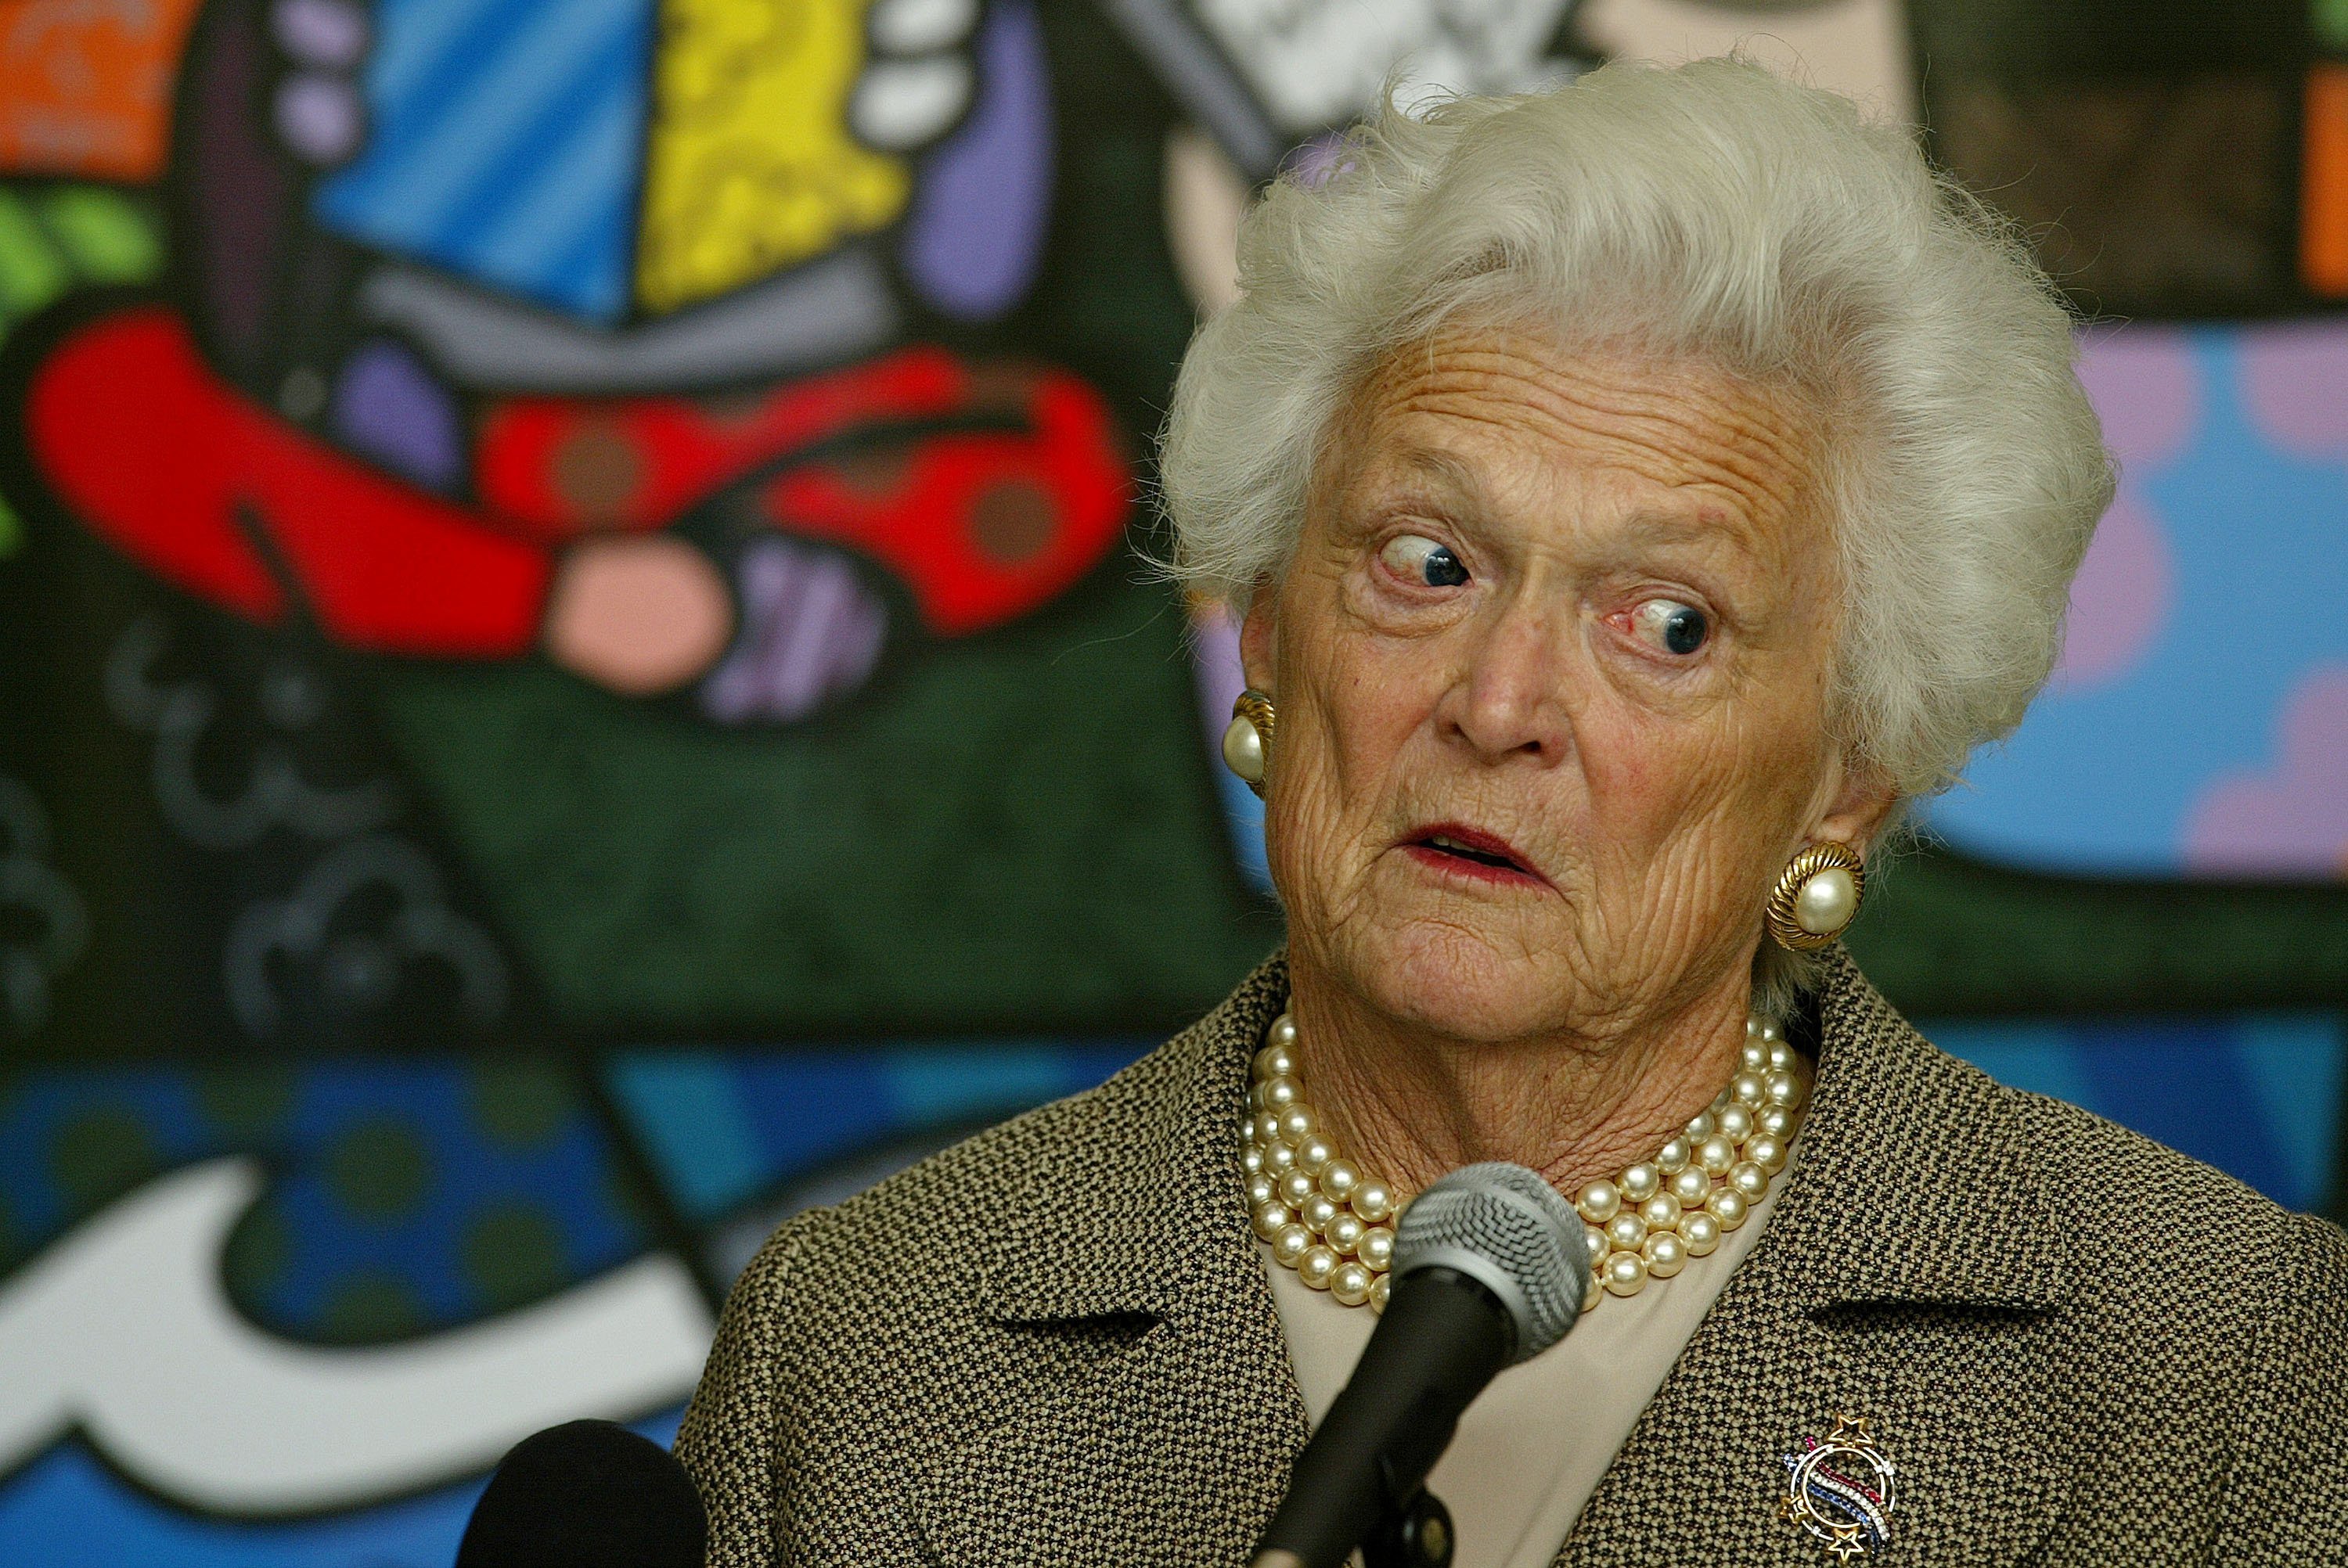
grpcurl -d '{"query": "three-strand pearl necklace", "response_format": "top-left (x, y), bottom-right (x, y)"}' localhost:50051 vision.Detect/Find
top-left (1244, 1009), bottom-right (1809, 1314)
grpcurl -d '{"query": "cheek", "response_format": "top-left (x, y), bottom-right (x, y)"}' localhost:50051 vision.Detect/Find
top-left (1282, 599), bottom-right (1438, 791)
top-left (1576, 689), bottom-right (1824, 877)
top-left (1320, 657), bottom-right (1432, 779)
top-left (1261, 620), bottom-right (1444, 897)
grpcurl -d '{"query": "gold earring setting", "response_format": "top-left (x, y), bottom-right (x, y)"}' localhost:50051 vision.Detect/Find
top-left (1223, 690), bottom-right (1275, 797)
top-left (1766, 842), bottom-right (1864, 951)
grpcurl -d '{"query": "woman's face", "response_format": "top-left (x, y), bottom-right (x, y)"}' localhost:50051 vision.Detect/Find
top-left (1244, 326), bottom-right (1889, 1043)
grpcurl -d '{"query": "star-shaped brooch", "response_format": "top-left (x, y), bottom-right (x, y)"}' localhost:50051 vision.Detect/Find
top-left (1780, 1413), bottom-right (1896, 1559)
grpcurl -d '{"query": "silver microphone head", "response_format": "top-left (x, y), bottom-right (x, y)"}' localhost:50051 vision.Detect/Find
top-left (1392, 1162), bottom-right (1589, 1361)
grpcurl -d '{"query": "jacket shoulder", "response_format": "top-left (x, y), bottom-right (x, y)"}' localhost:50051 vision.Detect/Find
top-left (708, 1007), bottom-right (1237, 1365)
top-left (1916, 1038), bottom-right (2339, 1332)
top-left (677, 1024), bottom-right (1236, 1567)
top-left (788, 1028), bottom-right (1202, 1263)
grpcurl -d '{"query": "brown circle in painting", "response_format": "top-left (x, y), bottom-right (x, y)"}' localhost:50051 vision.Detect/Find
top-left (549, 419), bottom-right (646, 523)
top-left (971, 480), bottom-right (1057, 565)
top-left (829, 448), bottom-right (915, 501)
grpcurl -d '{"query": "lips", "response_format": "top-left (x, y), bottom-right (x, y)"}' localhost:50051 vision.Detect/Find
top-left (1401, 822), bottom-right (1547, 885)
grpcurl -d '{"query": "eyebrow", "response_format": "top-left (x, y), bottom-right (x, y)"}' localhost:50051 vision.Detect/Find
top-left (1610, 506), bottom-right (1768, 560)
top-left (1375, 443), bottom-right (1770, 561)
top-left (1389, 443), bottom-right (1489, 503)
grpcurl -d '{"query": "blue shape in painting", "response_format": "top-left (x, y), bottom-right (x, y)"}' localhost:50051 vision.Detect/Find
top-left (0, 1063), bottom-right (649, 1336)
top-left (313, 0), bottom-right (655, 323)
top-left (1927, 1013), bottom-right (2345, 1211)
top-left (607, 1041), bottom-right (1151, 1221)
top-left (1214, 761), bottom-right (1273, 896)
top-left (1924, 323), bottom-right (2348, 875)
top-left (0, 1411), bottom-right (677, 1568)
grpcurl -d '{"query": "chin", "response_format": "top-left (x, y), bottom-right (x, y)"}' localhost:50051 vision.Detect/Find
top-left (1337, 919), bottom-right (1575, 1044)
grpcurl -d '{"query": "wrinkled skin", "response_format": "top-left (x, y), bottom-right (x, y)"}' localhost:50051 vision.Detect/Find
top-left (1241, 326), bottom-right (1897, 1194)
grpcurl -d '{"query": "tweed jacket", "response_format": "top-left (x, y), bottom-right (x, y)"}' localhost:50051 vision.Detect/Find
top-left (678, 951), bottom-right (2348, 1566)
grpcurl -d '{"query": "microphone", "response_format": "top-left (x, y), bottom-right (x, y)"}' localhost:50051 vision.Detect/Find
top-left (455, 1419), bottom-right (706, 1568)
top-left (1250, 1163), bottom-right (1591, 1568)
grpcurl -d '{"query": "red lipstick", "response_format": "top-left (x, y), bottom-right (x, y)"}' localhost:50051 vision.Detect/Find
top-left (1399, 822), bottom-right (1549, 886)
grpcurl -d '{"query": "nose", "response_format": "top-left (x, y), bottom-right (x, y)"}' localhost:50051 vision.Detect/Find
top-left (1437, 593), bottom-right (1576, 764)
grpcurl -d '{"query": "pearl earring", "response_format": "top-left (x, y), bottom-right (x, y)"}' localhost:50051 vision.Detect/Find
top-left (1222, 690), bottom-right (1275, 798)
top-left (1766, 842), bottom-right (1864, 951)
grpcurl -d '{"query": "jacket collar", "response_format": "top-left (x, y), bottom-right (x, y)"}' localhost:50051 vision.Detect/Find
top-left (972, 944), bottom-right (2068, 1325)
top-left (945, 949), bottom-right (2077, 1566)
top-left (1564, 950), bottom-right (2078, 1566)
top-left (969, 952), bottom-right (1291, 1325)
top-left (1760, 945), bottom-right (2070, 1315)
top-left (921, 956), bottom-right (1303, 1567)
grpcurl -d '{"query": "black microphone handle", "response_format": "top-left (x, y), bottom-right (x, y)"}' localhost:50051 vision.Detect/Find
top-left (1251, 1266), bottom-right (1517, 1568)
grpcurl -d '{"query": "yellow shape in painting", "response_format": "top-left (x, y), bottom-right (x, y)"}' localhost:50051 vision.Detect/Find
top-left (636, 0), bottom-right (910, 315)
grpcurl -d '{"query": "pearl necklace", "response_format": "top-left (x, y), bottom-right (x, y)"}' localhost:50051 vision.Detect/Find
top-left (1244, 1010), bottom-right (1809, 1314)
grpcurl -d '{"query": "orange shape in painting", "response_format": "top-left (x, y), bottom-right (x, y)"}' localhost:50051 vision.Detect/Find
top-left (0, 0), bottom-right (204, 179)
top-left (2303, 65), bottom-right (2348, 297)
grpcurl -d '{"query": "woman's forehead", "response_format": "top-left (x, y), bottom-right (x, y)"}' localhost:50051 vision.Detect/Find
top-left (1331, 329), bottom-right (1825, 544)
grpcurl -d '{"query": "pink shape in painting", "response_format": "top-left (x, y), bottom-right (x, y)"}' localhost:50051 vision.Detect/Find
top-left (2075, 325), bottom-right (2200, 467)
top-left (2055, 491), bottom-right (2173, 687)
top-left (2184, 665), bottom-right (2348, 877)
top-left (2056, 326), bottom-right (2196, 689)
top-left (2238, 320), bottom-right (2348, 459)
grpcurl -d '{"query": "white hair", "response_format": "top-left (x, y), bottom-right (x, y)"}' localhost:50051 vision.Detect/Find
top-left (1160, 57), bottom-right (2114, 807)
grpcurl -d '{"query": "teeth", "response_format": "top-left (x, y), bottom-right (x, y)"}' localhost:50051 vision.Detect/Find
top-left (1428, 833), bottom-right (1505, 863)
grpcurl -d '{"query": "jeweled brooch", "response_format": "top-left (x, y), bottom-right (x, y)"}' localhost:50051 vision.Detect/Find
top-left (1778, 1414), bottom-right (1896, 1560)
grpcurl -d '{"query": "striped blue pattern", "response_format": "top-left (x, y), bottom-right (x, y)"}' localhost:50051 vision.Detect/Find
top-left (312, 0), bottom-right (655, 322)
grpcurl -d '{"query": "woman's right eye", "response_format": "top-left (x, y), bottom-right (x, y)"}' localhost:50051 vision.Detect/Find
top-left (1379, 534), bottom-right (1469, 588)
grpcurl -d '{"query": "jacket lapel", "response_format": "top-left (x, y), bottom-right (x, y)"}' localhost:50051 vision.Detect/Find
top-left (909, 958), bottom-right (1309, 1566)
top-left (907, 948), bottom-right (2081, 1566)
top-left (1561, 951), bottom-right (2076, 1567)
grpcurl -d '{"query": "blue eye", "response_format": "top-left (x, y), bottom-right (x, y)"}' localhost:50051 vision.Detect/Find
top-left (1381, 534), bottom-right (1469, 588)
top-left (1633, 599), bottom-right (1710, 656)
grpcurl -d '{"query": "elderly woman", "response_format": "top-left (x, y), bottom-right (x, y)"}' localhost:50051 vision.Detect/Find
top-left (679, 60), bottom-right (2346, 1566)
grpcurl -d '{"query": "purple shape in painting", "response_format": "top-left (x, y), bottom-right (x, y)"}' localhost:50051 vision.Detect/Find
top-left (275, 73), bottom-right (367, 165)
top-left (2054, 491), bottom-right (2173, 688)
top-left (187, 9), bottom-right (294, 361)
top-left (701, 540), bottom-right (888, 725)
top-left (900, 0), bottom-right (1052, 321)
top-left (2239, 322), bottom-right (2348, 459)
top-left (1283, 131), bottom-right (1352, 190)
top-left (272, 0), bottom-right (370, 69)
top-left (331, 340), bottom-right (463, 489)
top-left (2184, 665), bottom-right (2348, 876)
top-left (2076, 325), bottom-right (2200, 467)
top-left (1190, 601), bottom-right (1247, 757)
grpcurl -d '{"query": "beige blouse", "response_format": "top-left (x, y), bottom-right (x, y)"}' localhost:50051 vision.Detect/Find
top-left (1261, 1165), bottom-right (1788, 1568)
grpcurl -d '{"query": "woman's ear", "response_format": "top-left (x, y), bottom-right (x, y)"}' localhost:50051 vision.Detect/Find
top-left (1811, 754), bottom-right (1902, 857)
top-left (1239, 587), bottom-right (1277, 692)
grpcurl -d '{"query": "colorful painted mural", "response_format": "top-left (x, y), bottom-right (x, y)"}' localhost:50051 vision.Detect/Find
top-left (0, 2), bottom-right (2342, 1565)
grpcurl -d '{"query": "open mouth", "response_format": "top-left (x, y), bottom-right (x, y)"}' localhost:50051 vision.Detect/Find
top-left (1403, 825), bottom-right (1543, 883)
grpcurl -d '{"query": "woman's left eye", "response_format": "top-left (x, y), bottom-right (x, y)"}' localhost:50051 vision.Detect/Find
top-left (1380, 534), bottom-right (1469, 588)
top-left (1630, 598), bottom-right (1710, 656)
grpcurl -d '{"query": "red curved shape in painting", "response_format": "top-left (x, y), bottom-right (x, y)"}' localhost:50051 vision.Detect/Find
top-left (24, 304), bottom-right (1130, 658)
top-left (475, 352), bottom-right (1132, 636)
top-left (26, 307), bottom-right (547, 656)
